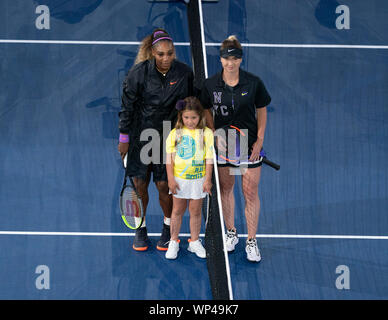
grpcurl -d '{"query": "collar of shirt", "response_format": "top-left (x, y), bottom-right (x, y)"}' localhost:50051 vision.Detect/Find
top-left (150, 58), bottom-right (176, 78)
top-left (216, 68), bottom-right (249, 89)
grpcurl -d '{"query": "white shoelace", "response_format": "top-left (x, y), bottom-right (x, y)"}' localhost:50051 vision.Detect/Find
top-left (246, 239), bottom-right (258, 253)
top-left (226, 230), bottom-right (236, 239)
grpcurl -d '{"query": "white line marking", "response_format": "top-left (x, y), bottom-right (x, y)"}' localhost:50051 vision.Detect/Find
top-left (1, 39), bottom-right (387, 49)
top-left (251, 234), bottom-right (388, 240)
top-left (0, 231), bottom-right (387, 240)
top-left (207, 43), bottom-right (388, 49)
top-left (0, 39), bottom-right (189, 46)
top-left (198, 0), bottom-right (208, 78)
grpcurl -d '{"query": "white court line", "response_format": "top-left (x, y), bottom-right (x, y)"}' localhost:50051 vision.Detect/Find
top-left (208, 42), bottom-right (388, 49)
top-left (0, 231), bottom-right (387, 240)
top-left (1, 39), bottom-right (388, 49)
top-left (0, 39), bottom-right (189, 46)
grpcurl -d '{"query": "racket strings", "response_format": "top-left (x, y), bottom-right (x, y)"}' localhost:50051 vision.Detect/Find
top-left (121, 186), bottom-right (143, 228)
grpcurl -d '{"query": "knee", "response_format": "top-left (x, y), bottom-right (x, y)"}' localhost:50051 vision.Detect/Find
top-left (220, 182), bottom-right (234, 196)
top-left (136, 185), bottom-right (149, 199)
top-left (243, 186), bottom-right (259, 202)
top-left (172, 208), bottom-right (184, 217)
top-left (133, 179), bottom-right (148, 196)
top-left (155, 181), bottom-right (168, 193)
top-left (189, 208), bottom-right (201, 218)
top-left (155, 182), bottom-right (170, 199)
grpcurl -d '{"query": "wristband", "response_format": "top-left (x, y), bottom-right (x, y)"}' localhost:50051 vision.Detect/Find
top-left (119, 133), bottom-right (129, 143)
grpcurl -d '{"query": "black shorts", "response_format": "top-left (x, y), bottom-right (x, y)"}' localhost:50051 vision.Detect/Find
top-left (215, 136), bottom-right (263, 169)
top-left (125, 138), bottom-right (167, 182)
top-left (215, 146), bottom-right (263, 169)
top-left (217, 158), bottom-right (263, 169)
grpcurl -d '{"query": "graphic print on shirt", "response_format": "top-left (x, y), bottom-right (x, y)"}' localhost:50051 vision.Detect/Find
top-left (213, 91), bottom-right (222, 104)
top-left (212, 91), bottom-right (229, 116)
top-left (177, 135), bottom-right (196, 160)
top-left (176, 135), bottom-right (205, 180)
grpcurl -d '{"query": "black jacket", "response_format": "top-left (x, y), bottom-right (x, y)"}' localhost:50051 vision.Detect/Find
top-left (119, 59), bottom-right (194, 137)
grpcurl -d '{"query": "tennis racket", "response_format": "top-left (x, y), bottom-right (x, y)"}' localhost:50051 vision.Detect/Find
top-left (119, 153), bottom-right (144, 230)
top-left (215, 125), bottom-right (280, 170)
top-left (259, 149), bottom-right (280, 171)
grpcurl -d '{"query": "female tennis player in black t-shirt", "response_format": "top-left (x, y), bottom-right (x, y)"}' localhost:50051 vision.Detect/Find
top-left (200, 35), bottom-right (271, 262)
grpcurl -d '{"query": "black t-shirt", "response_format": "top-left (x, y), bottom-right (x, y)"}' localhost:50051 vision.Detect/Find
top-left (200, 68), bottom-right (271, 150)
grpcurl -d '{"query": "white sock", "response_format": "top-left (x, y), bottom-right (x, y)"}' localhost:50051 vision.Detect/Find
top-left (164, 217), bottom-right (171, 226)
top-left (140, 218), bottom-right (146, 228)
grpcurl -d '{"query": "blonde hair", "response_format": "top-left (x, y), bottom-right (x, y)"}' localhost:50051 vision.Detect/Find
top-left (134, 28), bottom-right (175, 65)
top-left (220, 35), bottom-right (242, 51)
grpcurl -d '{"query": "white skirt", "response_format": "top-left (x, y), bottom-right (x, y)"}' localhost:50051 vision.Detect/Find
top-left (169, 176), bottom-right (207, 199)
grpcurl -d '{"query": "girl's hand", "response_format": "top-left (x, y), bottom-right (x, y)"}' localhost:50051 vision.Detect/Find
top-left (203, 178), bottom-right (212, 195)
top-left (168, 179), bottom-right (180, 195)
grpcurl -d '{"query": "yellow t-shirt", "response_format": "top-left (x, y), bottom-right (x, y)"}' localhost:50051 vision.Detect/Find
top-left (166, 126), bottom-right (214, 180)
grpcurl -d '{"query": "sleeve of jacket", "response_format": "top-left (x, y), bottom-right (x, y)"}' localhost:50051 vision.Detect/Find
top-left (118, 63), bottom-right (144, 134)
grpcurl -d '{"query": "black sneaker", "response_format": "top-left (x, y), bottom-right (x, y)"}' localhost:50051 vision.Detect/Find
top-left (132, 227), bottom-right (149, 251)
top-left (156, 223), bottom-right (170, 251)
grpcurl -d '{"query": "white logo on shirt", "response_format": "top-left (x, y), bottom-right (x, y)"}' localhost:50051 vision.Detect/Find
top-left (213, 91), bottom-right (222, 104)
top-left (220, 105), bottom-right (229, 116)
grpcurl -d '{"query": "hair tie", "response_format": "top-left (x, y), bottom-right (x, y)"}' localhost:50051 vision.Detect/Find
top-left (153, 31), bottom-right (164, 37)
top-left (151, 30), bottom-right (173, 46)
top-left (152, 36), bottom-right (173, 46)
top-left (175, 100), bottom-right (186, 111)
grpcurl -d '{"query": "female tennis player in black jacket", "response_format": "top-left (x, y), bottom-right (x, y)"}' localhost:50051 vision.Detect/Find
top-left (200, 35), bottom-right (271, 262)
top-left (118, 28), bottom-right (194, 252)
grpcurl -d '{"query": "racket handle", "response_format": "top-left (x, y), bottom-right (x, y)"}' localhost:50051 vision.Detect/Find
top-left (262, 157), bottom-right (280, 171)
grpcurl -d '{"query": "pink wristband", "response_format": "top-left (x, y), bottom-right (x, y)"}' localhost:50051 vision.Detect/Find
top-left (119, 133), bottom-right (129, 143)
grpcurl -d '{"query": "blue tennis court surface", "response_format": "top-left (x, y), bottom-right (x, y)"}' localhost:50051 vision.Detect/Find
top-left (0, 0), bottom-right (387, 300)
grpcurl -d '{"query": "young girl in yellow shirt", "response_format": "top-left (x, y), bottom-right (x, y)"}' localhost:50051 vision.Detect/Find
top-left (165, 97), bottom-right (214, 259)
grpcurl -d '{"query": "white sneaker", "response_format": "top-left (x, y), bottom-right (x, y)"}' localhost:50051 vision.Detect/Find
top-left (165, 239), bottom-right (180, 260)
top-left (188, 239), bottom-right (206, 258)
top-left (225, 229), bottom-right (239, 252)
top-left (245, 238), bottom-right (261, 262)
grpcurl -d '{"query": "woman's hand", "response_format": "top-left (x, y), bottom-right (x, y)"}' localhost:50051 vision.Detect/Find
top-left (216, 135), bottom-right (227, 152)
top-left (118, 142), bottom-right (129, 161)
top-left (249, 138), bottom-right (263, 162)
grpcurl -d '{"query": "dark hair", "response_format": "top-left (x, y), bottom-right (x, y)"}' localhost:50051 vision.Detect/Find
top-left (174, 97), bottom-right (206, 146)
top-left (175, 97), bottom-right (205, 129)
top-left (135, 28), bottom-right (175, 64)
top-left (151, 29), bottom-right (173, 46)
